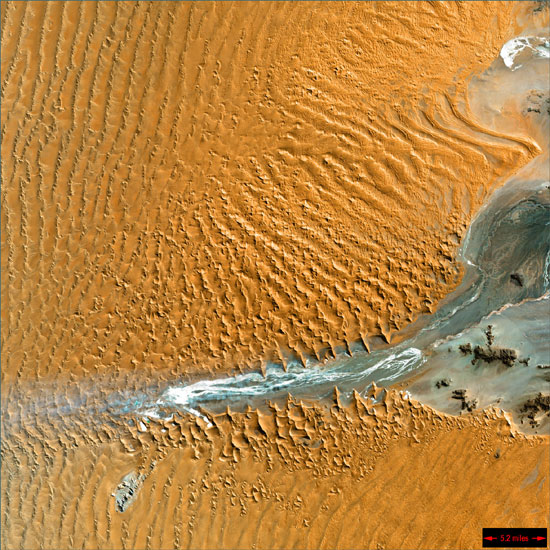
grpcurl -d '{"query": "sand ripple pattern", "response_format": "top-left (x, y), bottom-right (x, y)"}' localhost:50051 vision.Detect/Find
top-left (1, 2), bottom-right (537, 380)
top-left (2, 3), bottom-right (548, 547)
top-left (2, 386), bottom-right (548, 549)
top-left (0, 1), bottom-right (548, 549)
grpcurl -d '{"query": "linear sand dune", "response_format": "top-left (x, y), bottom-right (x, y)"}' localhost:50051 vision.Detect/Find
top-left (1, 1), bottom-right (539, 380)
top-left (2, 390), bottom-right (548, 549)
top-left (2, 2), bottom-right (549, 549)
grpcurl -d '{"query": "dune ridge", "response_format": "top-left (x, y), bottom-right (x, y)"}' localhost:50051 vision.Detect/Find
top-left (1, 1), bottom-right (539, 380)
top-left (2, 387), bottom-right (548, 549)
top-left (2, 2), bottom-right (549, 549)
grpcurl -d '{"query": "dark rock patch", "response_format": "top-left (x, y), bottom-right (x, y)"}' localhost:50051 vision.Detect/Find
top-left (114, 472), bottom-right (143, 513)
top-left (459, 343), bottom-right (472, 355)
top-left (472, 345), bottom-right (517, 367)
top-left (519, 393), bottom-right (550, 428)
top-left (524, 90), bottom-right (550, 116)
top-left (458, 325), bottom-right (521, 368)
top-left (510, 273), bottom-right (524, 287)
top-left (484, 325), bottom-right (495, 347)
top-left (451, 389), bottom-right (478, 412)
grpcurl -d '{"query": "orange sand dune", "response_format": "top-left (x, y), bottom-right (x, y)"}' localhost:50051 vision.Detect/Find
top-left (1, 2), bottom-right (549, 550)
top-left (0, 1), bottom-right (539, 380)
top-left (2, 390), bottom-right (548, 549)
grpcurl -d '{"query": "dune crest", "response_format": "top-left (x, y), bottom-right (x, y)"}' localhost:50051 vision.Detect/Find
top-left (1, 1), bottom-right (539, 379)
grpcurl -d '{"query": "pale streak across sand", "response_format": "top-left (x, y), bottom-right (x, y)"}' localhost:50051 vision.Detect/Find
top-left (135, 34), bottom-right (550, 428)
top-left (1, 33), bottom-right (547, 433)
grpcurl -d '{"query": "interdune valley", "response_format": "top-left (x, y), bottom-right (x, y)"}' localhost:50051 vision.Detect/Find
top-left (1, 2), bottom-right (549, 549)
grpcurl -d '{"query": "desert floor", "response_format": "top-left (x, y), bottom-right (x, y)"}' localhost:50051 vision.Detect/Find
top-left (1, 2), bottom-right (548, 549)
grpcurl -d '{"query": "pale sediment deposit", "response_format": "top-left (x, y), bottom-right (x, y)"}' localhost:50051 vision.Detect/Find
top-left (1, 2), bottom-right (549, 549)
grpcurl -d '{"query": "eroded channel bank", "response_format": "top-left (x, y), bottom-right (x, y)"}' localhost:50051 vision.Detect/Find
top-left (2, 31), bottom-right (549, 438)
top-left (128, 33), bottom-right (550, 432)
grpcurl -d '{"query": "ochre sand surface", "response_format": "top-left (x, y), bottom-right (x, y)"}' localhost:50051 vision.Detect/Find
top-left (2, 390), bottom-right (548, 549)
top-left (0, 1), bottom-right (540, 379)
top-left (1, 2), bottom-right (549, 549)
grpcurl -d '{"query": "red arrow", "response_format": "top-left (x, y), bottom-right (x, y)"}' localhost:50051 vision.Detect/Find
top-left (533, 536), bottom-right (546, 541)
top-left (483, 536), bottom-right (497, 541)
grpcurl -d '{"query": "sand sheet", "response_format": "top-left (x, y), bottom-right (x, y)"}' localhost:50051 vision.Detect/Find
top-left (1, 1), bottom-right (539, 379)
top-left (1, 2), bottom-right (549, 549)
